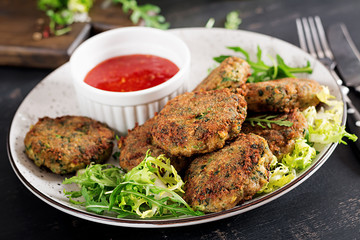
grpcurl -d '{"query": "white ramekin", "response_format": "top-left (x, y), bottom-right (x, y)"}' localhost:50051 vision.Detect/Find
top-left (70, 27), bottom-right (191, 135)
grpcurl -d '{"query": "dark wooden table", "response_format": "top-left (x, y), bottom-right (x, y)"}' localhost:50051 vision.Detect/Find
top-left (2, 0), bottom-right (360, 239)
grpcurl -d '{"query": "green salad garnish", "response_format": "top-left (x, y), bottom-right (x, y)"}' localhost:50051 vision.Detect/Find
top-left (258, 86), bottom-right (357, 194)
top-left (214, 46), bottom-right (313, 82)
top-left (63, 45), bottom-right (358, 218)
top-left (63, 151), bottom-right (203, 219)
top-left (246, 115), bottom-right (294, 128)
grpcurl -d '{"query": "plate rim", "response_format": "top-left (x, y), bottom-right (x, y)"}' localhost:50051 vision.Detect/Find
top-left (7, 131), bottom-right (339, 228)
top-left (7, 27), bottom-right (346, 228)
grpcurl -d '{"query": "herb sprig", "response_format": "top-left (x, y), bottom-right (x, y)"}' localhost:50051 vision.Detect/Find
top-left (113, 0), bottom-right (169, 29)
top-left (214, 46), bottom-right (313, 83)
top-left (37, 0), bottom-right (88, 36)
top-left (246, 115), bottom-right (294, 128)
top-left (37, 0), bottom-right (168, 38)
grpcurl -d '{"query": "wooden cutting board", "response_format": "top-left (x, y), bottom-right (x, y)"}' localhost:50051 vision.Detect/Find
top-left (0, 0), bottom-right (137, 69)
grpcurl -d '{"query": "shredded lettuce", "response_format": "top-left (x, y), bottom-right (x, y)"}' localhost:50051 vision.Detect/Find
top-left (259, 85), bottom-right (357, 194)
top-left (282, 139), bottom-right (317, 170)
top-left (63, 151), bottom-right (203, 218)
top-left (303, 87), bottom-right (357, 148)
top-left (258, 159), bottom-right (296, 194)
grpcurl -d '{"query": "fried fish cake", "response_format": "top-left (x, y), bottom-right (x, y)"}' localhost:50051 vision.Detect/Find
top-left (246, 78), bottom-right (322, 112)
top-left (193, 56), bottom-right (250, 92)
top-left (151, 88), bottom-right (247, 157)
top-left (24, 116), bottom-right (114, 174)
top-left (241, 109), bottom-right (308, 159)
top-left (184, 133), bottom-right (274, 213)
top-left (118, 117), bottom-right (191, 173)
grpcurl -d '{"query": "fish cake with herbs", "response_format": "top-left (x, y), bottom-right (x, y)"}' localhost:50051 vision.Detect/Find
top-left (118, 117), bottom-right (191, 173)
top-left (246, 78), bottom-right (322, 112)
top-left (241, 109), bottom-right (308, 159)
top-left (24, 116), bottom-right (115, 174)
top-left (151, 88), bottom-right (247, 157)
top-left (193, 56), bottom-right (250, 92)
top-left (184, 133), bottom-right (274, 213)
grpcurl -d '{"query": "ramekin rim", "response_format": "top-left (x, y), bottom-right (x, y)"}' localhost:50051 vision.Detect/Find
top-left (70, 26), bottom-right (191, 99)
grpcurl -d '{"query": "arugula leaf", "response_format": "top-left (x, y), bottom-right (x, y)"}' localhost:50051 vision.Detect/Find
top-left (246, 115), bottom-right (294, 128)
top-left (213, 55), bottom-right (231, 63)
top-left (214, 46), bottom-right (313, 82)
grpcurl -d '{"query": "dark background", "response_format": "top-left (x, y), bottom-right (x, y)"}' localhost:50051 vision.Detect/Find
top-left (2, 0), bottom-right (360, 239)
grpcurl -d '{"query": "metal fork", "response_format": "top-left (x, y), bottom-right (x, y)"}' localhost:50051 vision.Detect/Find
top-left (296, 16), bottom-right (340, 83)
top-left (296, 16), bottom-right (360, 129)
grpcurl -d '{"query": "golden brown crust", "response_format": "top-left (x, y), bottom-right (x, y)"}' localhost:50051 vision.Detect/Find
top-left (118, 117), bottom-right (191, 173)
top-left (151, 88), bottom-right (247, 157)
top-left (193, 56), bottom-right (250, 92)
top-left (245, 78), bottom-right (322, 112)
top-left (24, 116), bottom-right (114, 174)
top-left (241, 109), bottom-right (308, 159)
top-left (184, 133), bottom-right (273, 213)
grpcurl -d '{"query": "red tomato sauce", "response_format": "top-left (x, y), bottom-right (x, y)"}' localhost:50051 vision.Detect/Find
top-left (84, 54), bottom-right (179, 92)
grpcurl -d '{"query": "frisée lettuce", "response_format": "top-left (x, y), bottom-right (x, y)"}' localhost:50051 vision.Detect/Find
top-left (63, 46), bottom-right (358, 217)
top-left (63, 151), bottom-right (203, 218)
top-left (303, 87), bottom-right (357, 147)
top-left (258, 86), bottom-right (357, 194)
top-left (282, 138), bottom-right (317, 170)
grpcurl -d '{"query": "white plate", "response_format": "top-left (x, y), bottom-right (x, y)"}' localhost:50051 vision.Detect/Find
top-left (7, 28), bottom-right (345, 228)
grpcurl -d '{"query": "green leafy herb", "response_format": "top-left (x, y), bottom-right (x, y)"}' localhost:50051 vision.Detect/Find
top-left (63, 151), bottom-right (202, 218)
top-left (113, 0), bottom-right (169, 29)
top-left (205, 18), bottom-right (215, 28)
top-left (214, 46), bottom-right (313, 82)
top-left (38, 0), bottom-right (93, 36)
top-left (246, 115), bottom-right (294, 128)
top-left (224, 11), bottom-right (241, 30)
top-left (37, 0), bottom-right (168, 37)
top-left (38, 0), bottom-right (73, 35)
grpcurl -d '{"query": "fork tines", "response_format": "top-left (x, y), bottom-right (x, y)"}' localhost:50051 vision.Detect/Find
top-left (296, 16), bottom-right (334, 60)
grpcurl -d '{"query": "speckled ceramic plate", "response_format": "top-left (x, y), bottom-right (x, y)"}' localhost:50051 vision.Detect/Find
top-left (7, 28), bottom-right (345, 228)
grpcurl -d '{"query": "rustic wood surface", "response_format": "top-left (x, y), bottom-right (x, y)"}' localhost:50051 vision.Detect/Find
top-left (89, 0), bottom-right (137, 33)
top-left (1, 0), bottom-right (360, 239)
top-left (0, 0), bottom-right (137, 68)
